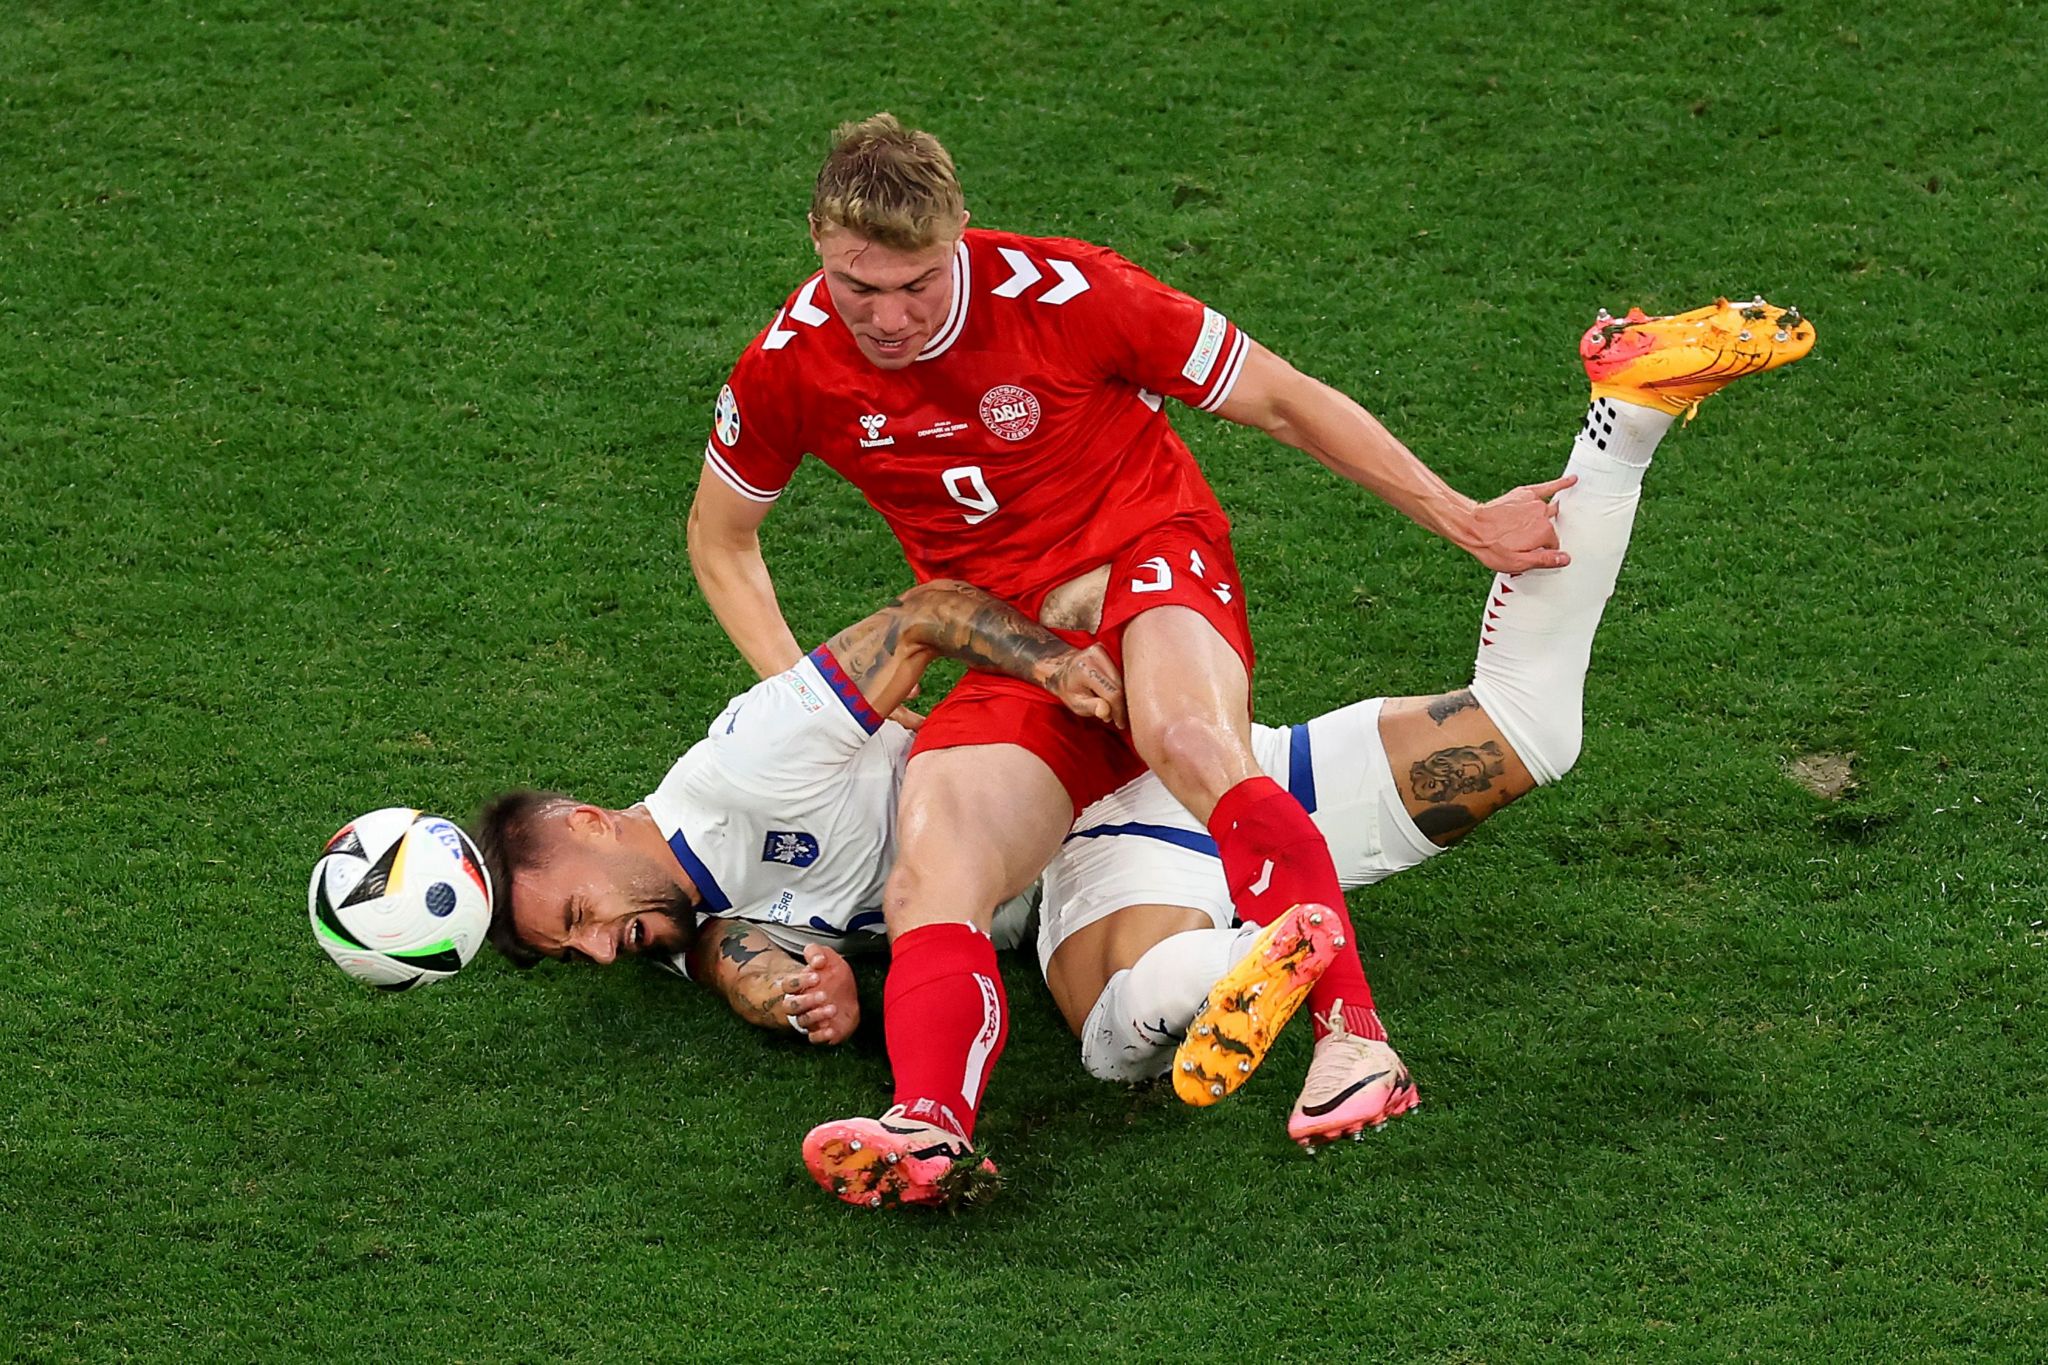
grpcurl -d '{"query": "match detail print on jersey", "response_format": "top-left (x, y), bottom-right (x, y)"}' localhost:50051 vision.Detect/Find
top-left (1190, 315), bottom-right (1250, 413)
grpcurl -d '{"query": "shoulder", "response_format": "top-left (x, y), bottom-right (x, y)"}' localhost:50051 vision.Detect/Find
top-left (726, 270), bottom-right (845, 378)
top-left (965, 228), bottom-right (1134, 311)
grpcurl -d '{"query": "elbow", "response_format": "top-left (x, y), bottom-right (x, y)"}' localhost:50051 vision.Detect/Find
top-left (685, 497), bottom-right (710, 564)
top-left (1271, 365), bottom-right (1333, 436)
top-left (686, 503), bottom-right (756, 573)
top-left (685, 496), bottom-right (718, 556)
top-left (1247, 367), bottom-right (1321, 446)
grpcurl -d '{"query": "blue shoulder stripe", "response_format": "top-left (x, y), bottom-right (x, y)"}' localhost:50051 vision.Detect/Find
top-left (665, 830), bottom-right (732, 913)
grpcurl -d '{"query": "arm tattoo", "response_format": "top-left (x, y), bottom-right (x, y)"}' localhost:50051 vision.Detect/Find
top-left (821, 605), bottom-right (904, 697)
top-left (712, 925), bottom-right (804, 1031)
top-left (1413, 805), bottom-right (1477, 840)
top-left (718, 923), bottom-right (767, 969)
top-left (914, 581), bottom-right (1070, 684)
top-left (825, 580), bottom-right (1074, 699)
top-left (1426, 689), bottom-right (1481, 726)
top-left (1409, 742), bottom-right (1506, 803)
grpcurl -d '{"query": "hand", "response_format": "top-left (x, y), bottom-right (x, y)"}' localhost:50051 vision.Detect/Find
top-left (780, 944), bottom-right (860, 1045)
top-left (1466, 475), bottom-right (1577, 573)
top-left (1043, 643), bottom-right (1127, 729)
top-left (888, 681), bottom-right (923, 732)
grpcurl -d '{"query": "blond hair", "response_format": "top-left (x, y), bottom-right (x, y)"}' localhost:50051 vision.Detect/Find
top-left (811, 113), bottom-right (966, 252)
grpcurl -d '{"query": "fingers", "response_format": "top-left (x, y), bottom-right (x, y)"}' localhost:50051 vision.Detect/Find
top-left (1088, 680), bottom-right (1127, 730)
top-left (785, 944), bottom-right (855, 1041)
top-left (1481, 545), bottom-right (1571, 574)
top-left (784, 988), bottom-right (837, 1028)
top-left (1074, 645), bottom-right (1126, 729)
top-left (791, 997), bottom-right (853, 1044)
top-left (1526, 473), bottom-right (1578, 499)
top-left (889, 704), bottom-right (925, 731)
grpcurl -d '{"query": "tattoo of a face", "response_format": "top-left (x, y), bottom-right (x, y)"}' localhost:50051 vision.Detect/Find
top-left (1409, 741), bottom-right (1506, 803)
top-left (1426, 689), bottom-right (1481, 726)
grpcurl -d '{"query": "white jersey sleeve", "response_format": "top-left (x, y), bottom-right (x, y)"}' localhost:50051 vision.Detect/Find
top-left (642, 644), bottom-right (909, 956)
top-left (701, 646), bottom-right (898, 801)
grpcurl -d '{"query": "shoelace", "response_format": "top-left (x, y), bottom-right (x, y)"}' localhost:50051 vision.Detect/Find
top-left (1298, 1001), bottom-right (1377, 1101)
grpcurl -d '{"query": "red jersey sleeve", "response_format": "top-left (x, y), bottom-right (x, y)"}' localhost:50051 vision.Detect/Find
top-left (1059, 243), bottom-right (1252, 414)
top-left (702, 327), bottom-right (803, 504)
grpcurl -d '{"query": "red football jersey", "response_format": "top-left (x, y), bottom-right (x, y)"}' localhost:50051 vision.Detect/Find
top-left (703, 228), bottom-right (1252, 610)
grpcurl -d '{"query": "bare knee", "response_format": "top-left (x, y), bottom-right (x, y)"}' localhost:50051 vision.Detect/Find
top-left (883, 855), bottom-right (999, 937)
top-left (1135, 713), bottom-right (1257, 818)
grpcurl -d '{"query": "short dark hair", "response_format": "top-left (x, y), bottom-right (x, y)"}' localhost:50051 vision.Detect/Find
top-left (469, 789), bottom-right (569, 969)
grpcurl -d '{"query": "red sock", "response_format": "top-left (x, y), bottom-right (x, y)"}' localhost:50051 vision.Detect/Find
top-left (883, 922), bottom-right (1008, 1142)
top-left (1207, 777), bottom-right (1385, 1042)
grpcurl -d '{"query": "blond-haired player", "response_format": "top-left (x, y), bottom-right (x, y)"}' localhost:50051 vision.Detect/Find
top-left (689, 113), bottom-right (1576, 1206)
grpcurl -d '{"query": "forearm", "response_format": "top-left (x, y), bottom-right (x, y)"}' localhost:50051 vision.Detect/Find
top-left (1264, 375), bottom-right (1481, 550)
top-left (821, 579), bottom-right (1122, 725)
top-left (687, 519), bottom-right (803, 678)
top-left (898, 580), bottom-right (1076, 688)
top-left (688, 921), bottom-right (804, 1033)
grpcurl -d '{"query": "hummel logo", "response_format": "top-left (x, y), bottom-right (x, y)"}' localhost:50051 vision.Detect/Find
top-left (857, 413), bottom-right (894, 449)
top-left (1248, 859), bottom-right (1275, 897)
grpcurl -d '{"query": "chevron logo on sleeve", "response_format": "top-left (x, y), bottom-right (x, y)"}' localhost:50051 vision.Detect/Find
top-left (992, 248), bottom-right (1090, 305)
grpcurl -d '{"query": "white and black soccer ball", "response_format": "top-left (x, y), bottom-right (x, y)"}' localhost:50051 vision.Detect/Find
top-left (309, 806), bottom-right (494, 991)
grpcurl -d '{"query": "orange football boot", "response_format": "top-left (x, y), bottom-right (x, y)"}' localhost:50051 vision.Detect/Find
top-left (1581, 296), bottom-right (1815, 419)
top-left (1172, 903), bottom-right (1342, 1106)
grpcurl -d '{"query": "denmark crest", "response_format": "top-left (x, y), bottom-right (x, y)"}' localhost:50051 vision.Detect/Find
top-left (978, 384), bottom-right (1042, 442)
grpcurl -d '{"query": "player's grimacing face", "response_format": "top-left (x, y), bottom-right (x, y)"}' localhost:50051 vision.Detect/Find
top-left (510, 840), bottom-right (693, 967)
top-left (812, 220), bottom-right (962, 370)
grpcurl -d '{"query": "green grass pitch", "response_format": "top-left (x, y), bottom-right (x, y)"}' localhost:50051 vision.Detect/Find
top-left (5, 0), bottom-right (2045, 1357)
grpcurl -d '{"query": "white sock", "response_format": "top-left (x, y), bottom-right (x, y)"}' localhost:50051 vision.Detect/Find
top-left (1078, 924), bottom-right (1261, 1084)
top-left (1469, 398), bottom-right (1673, 782)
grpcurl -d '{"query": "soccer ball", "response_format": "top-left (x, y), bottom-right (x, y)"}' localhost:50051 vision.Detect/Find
top-left (309, 806), bottom-right (494, 990)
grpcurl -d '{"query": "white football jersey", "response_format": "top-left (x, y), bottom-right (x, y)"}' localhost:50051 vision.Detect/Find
top-left (644, 648), bottom-right (913, 958)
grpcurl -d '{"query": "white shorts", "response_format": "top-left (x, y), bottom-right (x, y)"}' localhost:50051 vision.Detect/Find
top-left (1036, 697), bottom-right (1442, 974)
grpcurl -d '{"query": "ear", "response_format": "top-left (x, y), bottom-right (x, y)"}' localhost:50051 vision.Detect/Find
top-left (563, 804), bottom-right (615, 842)
top-left (808, 214), bottom-right (825, 255)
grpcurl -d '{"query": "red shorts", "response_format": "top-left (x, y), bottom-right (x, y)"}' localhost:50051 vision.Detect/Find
top-left (909, 518), bottom-right (1256, 814)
